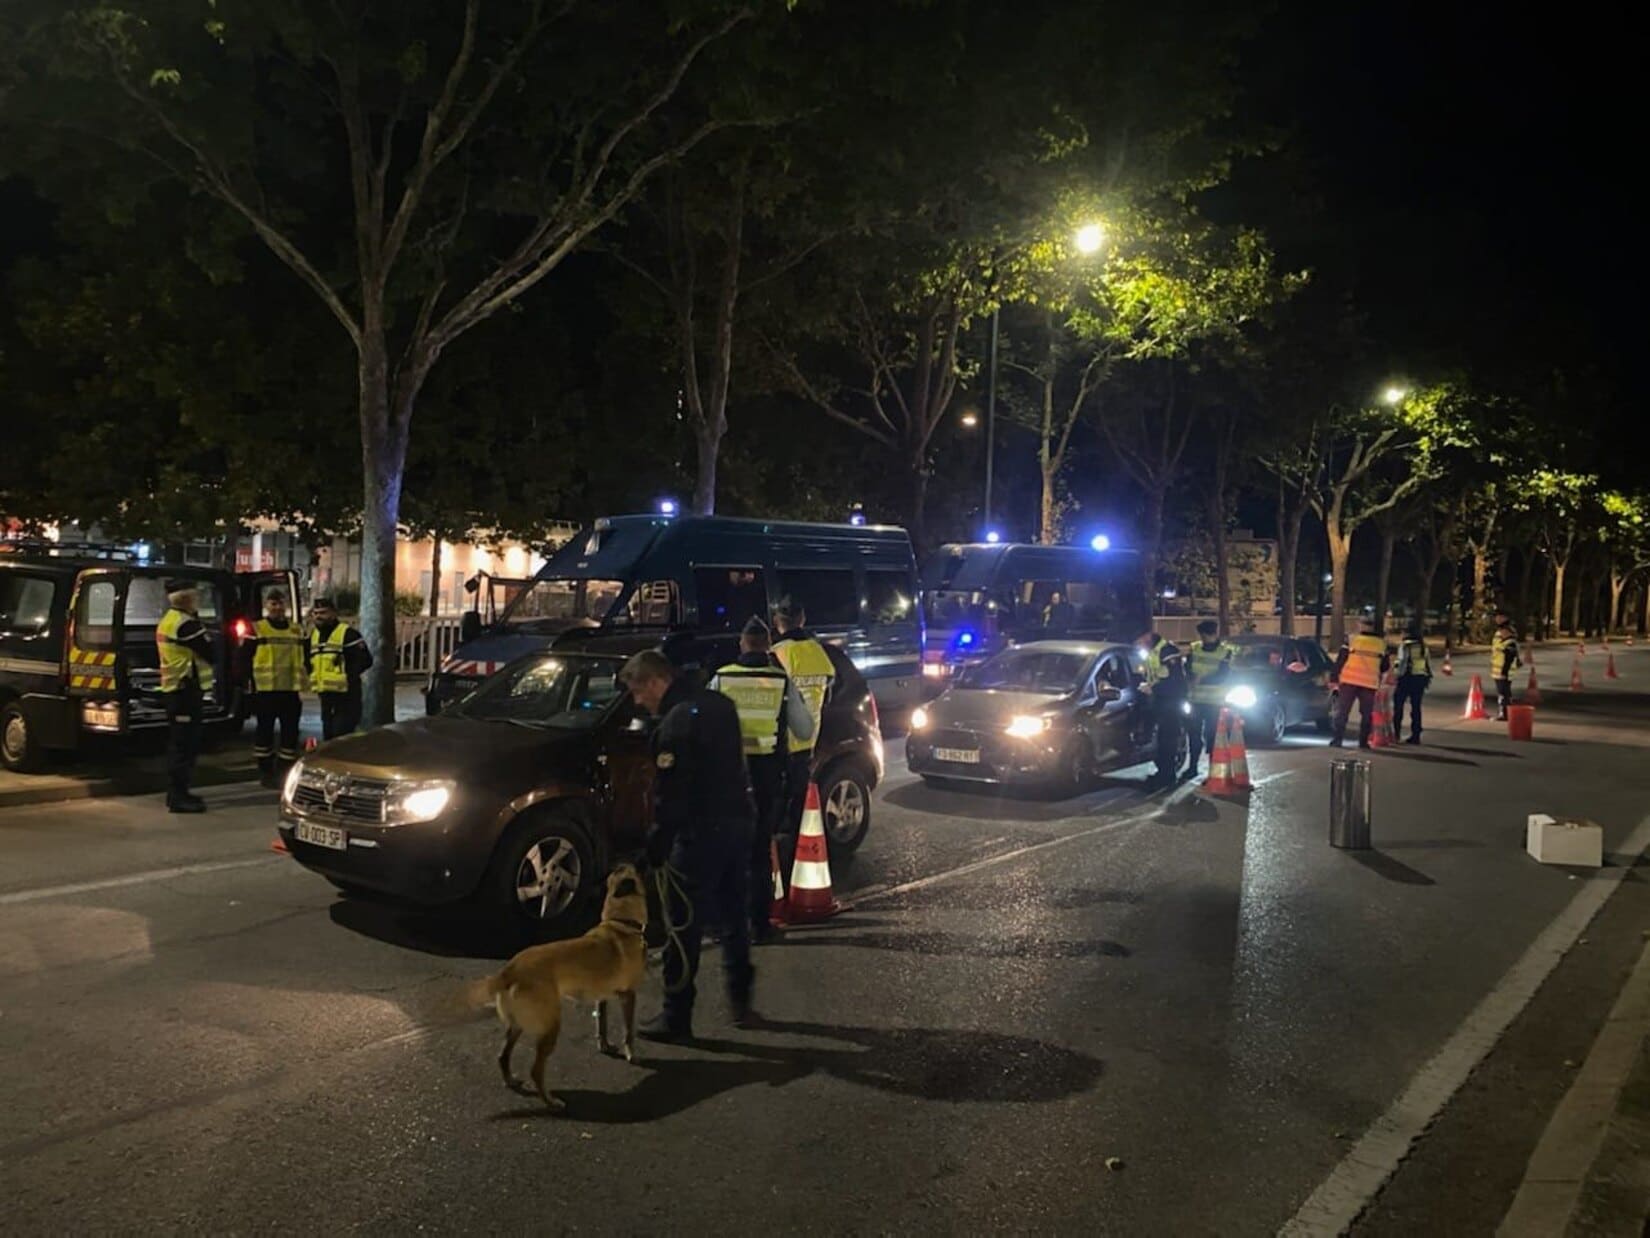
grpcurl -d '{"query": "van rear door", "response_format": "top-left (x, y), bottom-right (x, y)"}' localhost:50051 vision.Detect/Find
top-left (65, 568), bottom-right (127, 708)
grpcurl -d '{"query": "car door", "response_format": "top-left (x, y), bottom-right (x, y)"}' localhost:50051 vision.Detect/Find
top-left (65, 568), bottom-right (127, 704)
top-left (1085, 653), bottom-right (1139, 765)
top-left (596, 698), bottom-right (656, 854)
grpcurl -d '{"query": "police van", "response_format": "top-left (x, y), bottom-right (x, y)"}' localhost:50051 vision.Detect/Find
top-left (920, 540), bottom-right (1150, 686)
top-left (426, 514), bottom-right (924, 717)
top-left (0, 543), bottom-right (297, 772)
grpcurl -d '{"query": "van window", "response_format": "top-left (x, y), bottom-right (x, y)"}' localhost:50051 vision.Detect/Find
top-left (693, 567), bottom-right (767, 632)
top-left (777, 568), bottom-right (859, 628)
top-left (0, 575), bottom-right (56, 638)
top-left (76, 579), bottom-right (119, 647)
top-left (864, 569), bottom-right (917, 626)
top-left (125, 577), bottom-right (222, 627)
top-left (621, 580), bottom-right (680, 627)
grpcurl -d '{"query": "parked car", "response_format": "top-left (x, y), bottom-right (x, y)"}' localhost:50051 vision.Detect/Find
top-left (279, 629), bottom-right (883, 937)
top-left (906, 640), bottom-right (1182, 793)
top-left (1219, 634), bottom-right (1335, 743)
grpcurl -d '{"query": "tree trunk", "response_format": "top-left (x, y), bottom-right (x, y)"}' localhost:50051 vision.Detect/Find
top-left (1139, 484), bottom-right (1168, 619)
top-left (1609, 572), bottom-right (1625, 634)
top-left (1327, 508), bottom-right (1352, 647)
top-left (1208, 483), bottom-right (1231, 634)
top-left (428, 536), bottom-right (442, 617)
top-left (1551, 560), bottom-right (1567, 637)
top-left (1038, 372), bottom-right (1057, 544)
top-left (1471, 546), bottom-right (1490, 641)
top-left (1376, 525), bottom-right (1396, 632)
top-left (1568, 571), bottom-right (1583, 635)
top-left (1446, 558), bottom-right (1463, 645)
top-left (1276, 481), bottom-right (1305, 637)
top-left (1414, 548), bottom-right (1444, 633)
top-left (907, 458), bottom-right (930, 551)
top-left (694, 424), bottom-right (724, 517)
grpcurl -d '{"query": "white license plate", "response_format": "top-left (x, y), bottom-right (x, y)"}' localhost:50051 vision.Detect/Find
top-left (934, 747), bottom-right (981, 764)
top-left (295, 821), bottom-right (347, 851)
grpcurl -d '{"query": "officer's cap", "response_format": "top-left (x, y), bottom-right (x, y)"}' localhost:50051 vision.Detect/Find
top-left (774, 596), bottom-right (805, 624)
top-left (741, 615), bottom-right (770, 642)
top-left (164, 578), bottom-right (195, 594)
top-left (312, 596), bottom-right (337, 610)
top-left (1196, 620), bottom-right (1218, 637)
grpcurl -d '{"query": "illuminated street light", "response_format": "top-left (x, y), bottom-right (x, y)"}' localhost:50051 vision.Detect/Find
top-left (960, 411), bottom-right (979, 429)
top-left (1090, 534), bottom-right (1111, 551)
top-left (1074, 222), bottom-right (1105, 255)
top-left (1381, 385), bottom-right (1408, 406)
top-left (658, 498), bottom-right (678, 516)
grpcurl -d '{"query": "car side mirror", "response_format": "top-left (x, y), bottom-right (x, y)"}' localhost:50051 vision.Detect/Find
top-left (459, 610), bottom-right (482, 643)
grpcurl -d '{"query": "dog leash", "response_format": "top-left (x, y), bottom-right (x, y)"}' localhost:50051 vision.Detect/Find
top-left (651, 862), bottom-right (695, 995)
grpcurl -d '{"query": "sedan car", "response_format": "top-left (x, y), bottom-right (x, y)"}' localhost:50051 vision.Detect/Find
top-left (278, 630), bottom-right (883, 938)
top-left (905, 640), bottom-right (1181, 793)
top-left (1216, 634), bottom-right (1335, 744)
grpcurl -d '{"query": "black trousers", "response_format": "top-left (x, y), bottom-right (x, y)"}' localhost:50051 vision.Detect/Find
top-left (163, 679), bottom-right (203, 800)
top-left (1332, 685), bottom-right (1377, 746)
top-left (1393, 675), bottom-right (1428, 739)
top-left (253, 691), bottom-right (302, 766)
top-left (320, 691), bottom-right (362, 740)
top-left (1152, 697), bottom-right (1184, 781)
top-left (1186, 702), bottom-right (1222, 768)
top-left (748, 752), bottom-right (786, 928)
top-left (662, 828), bottom-right (754, 1028)
top-left (1493, 677), bottom-right (1513, 717)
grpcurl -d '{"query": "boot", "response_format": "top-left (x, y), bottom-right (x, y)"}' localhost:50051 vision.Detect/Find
top-left (637, 1012), bottom-right (693, 1044)
top-left (258, 758), bottom-right (277, 790)
top-left (168, 794), bottom-right (206, 814)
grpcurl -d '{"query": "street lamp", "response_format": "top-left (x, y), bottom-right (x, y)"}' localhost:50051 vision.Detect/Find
top-left (960, 411), bottom-right (979, 429)
top-left (1074, 222), bottom-right (1105, 255)
top-left (1382, 385), bottom-right (1408, 406)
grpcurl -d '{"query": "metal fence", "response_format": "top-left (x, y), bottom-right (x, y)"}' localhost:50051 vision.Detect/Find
top-left (394, 616), bottom-right (464, 677)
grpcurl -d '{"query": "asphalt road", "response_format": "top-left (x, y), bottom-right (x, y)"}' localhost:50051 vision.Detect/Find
top-left (3, 645), bottom-right (1648, 1234)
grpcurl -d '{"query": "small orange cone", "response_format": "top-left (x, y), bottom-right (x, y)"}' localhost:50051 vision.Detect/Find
top-left (1606, 649), bottom-right (1619, 680)
top-left (1202, 710), bottom-right (1235, 794)
top-left (1578, 640), bottom-right (1587, 656)
top-left (270, 836), bottom-right (289, 855)
top-left (1440, 649), bottom-right (1454, 677)
top-left (767, 837), bottom-right (790, 928)
top-left (786, 783), bottom-right (841, 923)
top-left (1464, 674), bottom-right (1489, 720)
top-left (1570, 655), bottom-right (1584, 691)
top-left (1524, 665), bottom-right (1542, 705)
top-left (1226, 711), bottom-right (1252, 792)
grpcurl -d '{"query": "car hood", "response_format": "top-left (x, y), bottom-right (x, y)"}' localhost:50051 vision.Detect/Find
top-left (932, 688), bottom-right (1071, 725)
top-left (1226, 666), bottom-right (1287, 692)
top-left (304, 714), bottom-right (588, 781)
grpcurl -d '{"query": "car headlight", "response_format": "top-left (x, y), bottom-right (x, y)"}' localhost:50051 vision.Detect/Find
top-left (383, 780), bottom-right (454, 825)
top-left (1004, 715), bottom-right (1050, 739)
top-left (281, 760), bottom-right (305, 808)
top-left (1224, 685), bottom-right (1259, 710)
top-left (911, 706), bottom-right (930, 730)
top-left (1180, 700), bottom-right (1193, 716)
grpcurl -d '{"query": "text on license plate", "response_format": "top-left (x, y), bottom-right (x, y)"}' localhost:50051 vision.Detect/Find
top-left (934, 747), bottom-right (980, 764)
top-left (296, 821), bottom-right (347, 850)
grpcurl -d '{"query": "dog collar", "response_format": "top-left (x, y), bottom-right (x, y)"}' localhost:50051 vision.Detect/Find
top-left (609, 917), bottom-right (646, 934)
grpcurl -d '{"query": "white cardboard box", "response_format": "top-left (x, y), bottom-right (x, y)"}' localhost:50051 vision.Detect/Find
top-left (1526, 813), bottom-right (1604, 867)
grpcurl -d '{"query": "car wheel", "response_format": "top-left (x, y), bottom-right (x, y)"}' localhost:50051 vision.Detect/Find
top-left (1061, 739), bottom-right (1096, 796)
top-left (487, 808), bottom-right (596, 938)
top-left (1, 701), bottom-right (45, 773)
top-left (818, 760), bottom-right (872, 852)
top-left (1259, 701), bottom-right (1288, 746)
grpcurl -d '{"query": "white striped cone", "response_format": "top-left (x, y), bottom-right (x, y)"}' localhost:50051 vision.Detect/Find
top-left (786, 783), bottom-right (840, 923)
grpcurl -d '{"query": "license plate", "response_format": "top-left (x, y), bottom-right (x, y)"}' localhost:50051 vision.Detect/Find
top-left (295, 821), bottom-right (347, 851)
top-left (934, 747), bottom-right (981, 764)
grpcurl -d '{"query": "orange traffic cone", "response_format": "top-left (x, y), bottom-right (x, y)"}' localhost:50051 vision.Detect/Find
top-left (1464, 674), bottom-right (1489, 720)
top-left (1202, 710), bottom-right (1235, 794)
top-left (303, 736), bottom-right (319, 752)
top-left (1524, 665), bottom-right (1542, 705)
top-left (786, 783), bottom-right (841, 923)
top-left (1570, 655), bottom-right (1584, 691)
top-left (1369, 681), bottom-right (1397, 748)
top-left (1606, 648), bottom-right (1619, 680)
top-left (270, 836), bottom-right (289, 855)
top-left (1578, 640), bottom-right (1587, 656)
top-left (766, 837), bottom-right (790, 928)
top-left (1440, 649), bottom-right (1454, 676)
top-left (1226, 711), bottom-right (1253, 792)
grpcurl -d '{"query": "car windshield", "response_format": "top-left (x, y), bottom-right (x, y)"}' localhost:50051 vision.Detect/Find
top-left (451, 655), bottom-right (625, 728)
top-left (497, 578), bottom-right (625, 632)
top-left (959, 649), bottom-right (1092, 694)
top-left (1232, 641), bottom-right (1289, 670)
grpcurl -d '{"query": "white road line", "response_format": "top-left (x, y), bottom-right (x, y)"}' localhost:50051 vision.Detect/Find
top-left (0, 856), bottom-right (279, 907)
top-left (1279, 810), bottom-right (1650, 1237)
top-left (1251, 769), bottom-right (1302, 789)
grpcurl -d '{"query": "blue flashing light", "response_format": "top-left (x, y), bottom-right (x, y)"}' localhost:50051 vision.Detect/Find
top-left (956, 630), bottom-right (976, 648)
top-left (984, 529), bottom-right (1002, 544)
top-left (658, 498), bottom-right (679, 516)
top-left (848, 504), bottom-right (867, 526)
top-left (1089, 534), bottom-right (1111, 551)
top-left (133, 542), bottom-right (152, 561)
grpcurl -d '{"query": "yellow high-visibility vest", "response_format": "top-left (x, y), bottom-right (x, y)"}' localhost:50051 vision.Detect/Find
top-left (712, 663), bottom-right (788, 756)
top-left (1186, 640), bottom-right (1238, 705)
top-left (309, 624), bottom-right (351, 694)
top-left (773, 636), bottom-right (835, 754)
top-left (252, 619), bottom-right (308, 692)
top-left (157, 608), bottom-right (215, 694)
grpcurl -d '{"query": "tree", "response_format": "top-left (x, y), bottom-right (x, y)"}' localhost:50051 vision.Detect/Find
top-left (1404, 491), bottom-right (1463, 634)
top-left (1597, 490), bottom-right (1649, 633)
top-left (1521, 469), bottom-right (1597, 638)
top-left (8, 0), bottom-right (753, 720)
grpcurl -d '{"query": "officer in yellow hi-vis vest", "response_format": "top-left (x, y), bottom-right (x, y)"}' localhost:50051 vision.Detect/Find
top-left (156, 579), bottom-right (216, 813)
top-left (1393, 619), bottom-right (1433, 744)
top-left (710, 616), bottom-right (815, 942)
top-left (1331, 615), bottom-right (1389, 748)
top-left (1183, 619), bottom-right (1238, 777)
top-left (1134, 628), bottom-right (1185, 788)
top-left (771, 598), bottom-right (837, 834)
top-left (241, 591), bottom-right (307, 787)
top-left (1491, 614), bottom-right (1521, 722)
top-left (308, 597), bottom-right (373, 739)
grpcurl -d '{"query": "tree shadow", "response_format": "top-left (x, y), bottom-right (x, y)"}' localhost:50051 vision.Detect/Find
top-left (777, 927), bottom-right (1132, 960)
top-left (1378, 749), bottom-right (1479, 767)
top-left (1347, 849), bottom-right (1436, 885)
top-left (492, 1016), bottom-right (1105, 1124)
top-left (1424, 743), bottom-right (1522, 760)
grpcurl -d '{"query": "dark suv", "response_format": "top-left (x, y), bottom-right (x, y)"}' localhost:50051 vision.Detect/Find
top-left (277, 629), bottom-right (883, 936)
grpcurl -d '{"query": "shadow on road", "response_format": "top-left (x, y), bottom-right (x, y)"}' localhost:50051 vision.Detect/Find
top-left (1347, 849), bottom-right (1436, 885)
top-left (777, 925), bottom-right (1132, 959)
top-left (1379, 749), bottom-right (1479, 767)
top-left (492, 1016), bottom-right (1104, 1124)
top-left (1154, 795), bottom-right (1222, 827)
top-left (872, 885), bottom-right (1145, 912)
top-left (1382, 838), bottom-right (1485, 851)
top-left (882, 781), bottom-right (1136, 823)
top-left (328, 896), bottom-right (522, 961)
top-left (1424, 743), bottom-right (1522, 760)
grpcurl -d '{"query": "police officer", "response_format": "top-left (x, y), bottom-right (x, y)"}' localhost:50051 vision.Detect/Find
top-left (772, 599), bottom-right (837, 837)
top-left (1042, 591), bottom-right (1075, 633)
top-left (242, 591), bottom-right (307, 787)
top-left (1183, 619), bottom-right (1237, 777)
top-left (308, 597), bottom-right (373, 739)
top-left (156, 580), bottom-right (216, 813)
top-left (1393, 620), bottom-right (1433, 744)
top-left (1134, 628), bottom-right (1185, 788)
top-left (1491, 617), bottom-right (1522, 721)
top-left (1331, 616), bottom-right (1389, 748)
top-left (709, 617), bottom-right (815, 944)
top-left (621, 649), bottom-right (756, 1041)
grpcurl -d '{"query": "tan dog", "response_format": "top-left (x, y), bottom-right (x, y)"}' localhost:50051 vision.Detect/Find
top-left (467, 863), bottom-right (649, 1111)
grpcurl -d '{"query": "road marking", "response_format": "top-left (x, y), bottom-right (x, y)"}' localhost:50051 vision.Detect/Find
top-left (1279, 810), bottom-right (1650, 1237)
top-left (0, 856), bottom-right (279, 907)
top-left (1251, 769), bottom-right (1301, 789)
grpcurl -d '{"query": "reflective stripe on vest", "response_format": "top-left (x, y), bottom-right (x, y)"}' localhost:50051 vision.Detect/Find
top-left (309, 624), bottom-right (350, 694)
top-left (1186, 640), bottom-right (1237, 705)
top-left (156, 608), bottom-right (214, 694)
top-left (1141, 639), bottom-right (1170, 685)
top-left (253, 620), bottom-right (308, 692)
top-left (1400, 639), bottom-right (1431, 677)
top-left (774, 637), bottom-right (835, 753)
top-left (713, 664), bottom-right (788, 756)
top-left (1340, 634), bottom-right (1385, 689)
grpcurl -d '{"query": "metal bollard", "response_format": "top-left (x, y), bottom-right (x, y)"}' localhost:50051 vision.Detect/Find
top-left (1329, 758), bottom-right (1372, 849)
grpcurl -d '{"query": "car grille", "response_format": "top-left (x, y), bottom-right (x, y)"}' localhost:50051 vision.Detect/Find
top-left (290, 775), bottom-right (391, 826)
top-left (930, 727), bottom-right (985, 750)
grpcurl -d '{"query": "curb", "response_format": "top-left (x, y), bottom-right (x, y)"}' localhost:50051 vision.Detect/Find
top-left (1499, 937), bottom-right (1650, 1236)
top-left (0, 761), bottom-right (261, 810)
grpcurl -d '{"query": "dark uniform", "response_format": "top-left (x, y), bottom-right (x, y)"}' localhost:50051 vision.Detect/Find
top-left (1393, 632), bottom-right (1432, 743)
top-left (646, 676), bottom-right (757, 1035)
top-left (1184, 634), bottom-right (1238, 775)
top-left (1491, 626), bottom-right (1521, 720)
top-left (155, 585), bottom-right (216, 813)
top-left (1137, 634), bottom-right (1186, 787)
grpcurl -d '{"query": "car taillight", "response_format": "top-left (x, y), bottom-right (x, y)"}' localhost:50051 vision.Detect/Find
top-left (867, 693), bottom-right (880, 731)
top-left (231, 617), bottom-right (252, 640)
